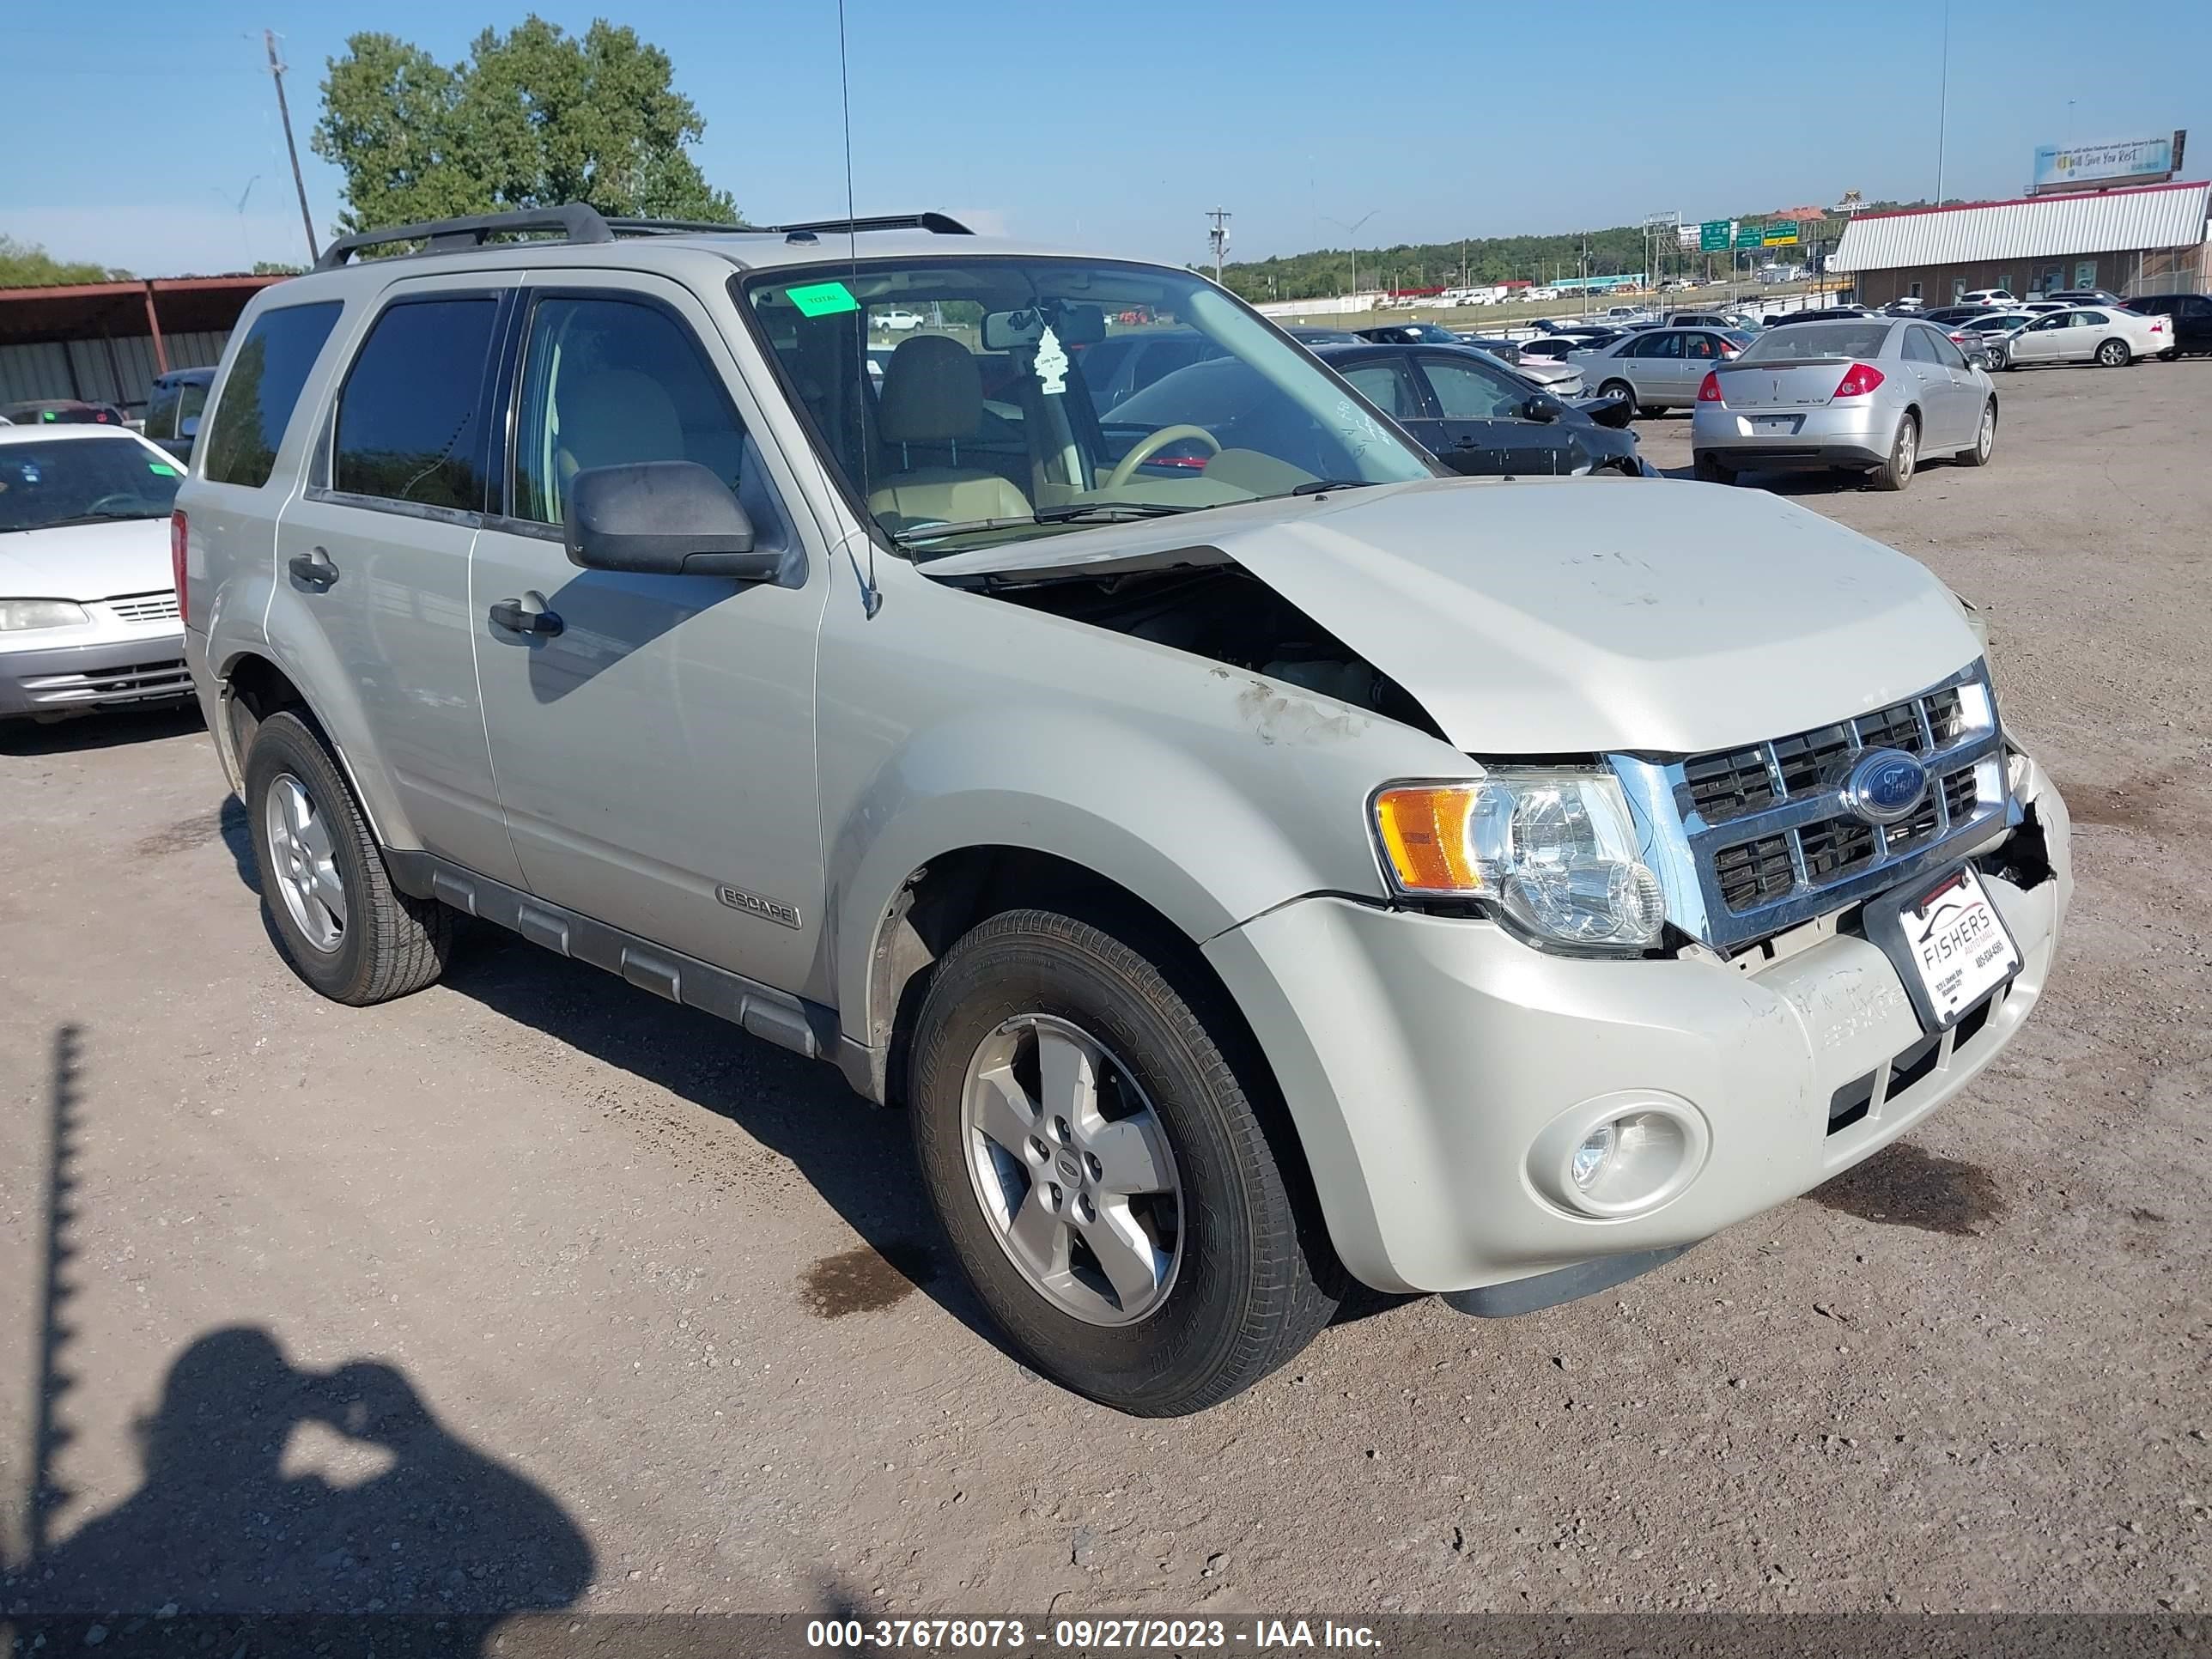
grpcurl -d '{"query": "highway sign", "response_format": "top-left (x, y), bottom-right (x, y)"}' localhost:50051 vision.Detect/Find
top-left (1763, 225), bottom-right (1802, 246)
top-left (1734, 222), bottom-right (1766, 249)
top-left (1698, 219), bottom-right (1730, 252)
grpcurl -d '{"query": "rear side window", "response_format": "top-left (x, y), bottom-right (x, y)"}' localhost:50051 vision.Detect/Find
top-left (334, 297), bottom-right (500, 511)
top-left (144, 379), bottom-right (181, 439)
top-left (202, 301), bottom-right (343, 487)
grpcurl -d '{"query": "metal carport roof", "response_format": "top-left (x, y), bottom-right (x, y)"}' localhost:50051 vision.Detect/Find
top-left (1830, 180), bottom-right (2209, 273)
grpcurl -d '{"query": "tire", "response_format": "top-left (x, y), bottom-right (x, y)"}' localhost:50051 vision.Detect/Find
top-left (1642, 404), bottom-right (1669, 416)
top-left (1986, 343), bottom-right (2010, 372)
top-left (1692, 450), bottom-right (1735, 483)
top-left (1599, 380), bottom-right (1635, 414)
top-left (2097, 338), bottom-right (2130, 367)
top-left (1871, 412), bottom-right (1918, 492)
top-left (243, 710), bottom-right (453, 1005)
top-left (908, 908), bottom-right (1342, 1416)
top-left (1959, 399), bottom-right (1996, 467)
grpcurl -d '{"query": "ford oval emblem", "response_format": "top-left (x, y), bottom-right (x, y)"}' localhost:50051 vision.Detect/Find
top-left (1842, 749), bottom-right (1929, 825)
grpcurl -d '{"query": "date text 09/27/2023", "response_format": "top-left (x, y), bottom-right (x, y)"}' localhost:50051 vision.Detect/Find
top-left (805, 1616), bottom-right (1382, 1650)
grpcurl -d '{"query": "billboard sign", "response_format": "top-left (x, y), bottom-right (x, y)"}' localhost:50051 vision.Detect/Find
top-left (2032, 135), bottom-right (2178, 193)
top-left (1698, 219), bottom-right (1730, 252)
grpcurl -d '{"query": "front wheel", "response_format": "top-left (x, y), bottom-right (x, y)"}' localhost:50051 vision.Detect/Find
top-left (1986, 343), bottom-right (2010, 371)
top-left (1871, 413), bottom-right (1918, 491)
top-left (1960, 399), bottom-right (1997, 467)
top-left (908, 908), bottom-right (1341, 1416)
top-left (244, 710), bottom-right (453, 1004)
top-left (2097, 338), bottom-right (2130, 367)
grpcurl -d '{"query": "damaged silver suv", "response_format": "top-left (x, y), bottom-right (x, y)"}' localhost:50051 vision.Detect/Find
top-left (177, 206), bottom-right (2071, 1415)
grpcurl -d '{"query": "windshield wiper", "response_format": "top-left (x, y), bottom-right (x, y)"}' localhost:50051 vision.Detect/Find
top-left (26, 510), bottom-right (167, 530)
top-left (894, 501), bottom-right (1194, 546)
top-left (1289, 478), bottom-right (1378, 495)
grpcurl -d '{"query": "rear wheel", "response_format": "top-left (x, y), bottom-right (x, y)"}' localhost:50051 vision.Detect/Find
top-left (2097, 338), bottom-right (2130, 367)
top-left (908, 908), bottom-right (1341, 1416)
top-left (1960, 399), bottom-right (1996, 467)
top-left (244, 710), bottom-right (453, 1005)
top-left (1871, 413), bottom-right (1918, 492)
top-left (1692, 450), bottom-right (1735, 484)
top-left (1641, 404), bottom-right (1669, 416)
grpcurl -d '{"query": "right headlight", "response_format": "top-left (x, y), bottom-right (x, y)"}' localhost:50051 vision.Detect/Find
top-left (0, 599), bottom-right (90, 631)
top-left (1371, 768), bottom-right (1666, 952)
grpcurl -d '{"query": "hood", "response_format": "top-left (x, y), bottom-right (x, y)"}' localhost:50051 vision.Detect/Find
top-left (0, 517), bottom-right (173, 603)
top-left (925, 477), bottom-right (1980, 755)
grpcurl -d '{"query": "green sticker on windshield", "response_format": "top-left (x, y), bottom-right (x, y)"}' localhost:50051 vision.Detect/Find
top-left (786, 280), bottom-right (859, 318)
top-left (149, 462), bottom-right (179, 476)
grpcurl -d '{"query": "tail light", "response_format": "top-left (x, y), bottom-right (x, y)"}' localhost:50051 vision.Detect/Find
top-left (170, 509), bottom-right (189, 628)
top-left (1948, 331), bottom-right (1969, 342)
top-left (1697, 370), bottom-right (1723, 402)
top-left (1832, 362), bottom-right (1886, 398)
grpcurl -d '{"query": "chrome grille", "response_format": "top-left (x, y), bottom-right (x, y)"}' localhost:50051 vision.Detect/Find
top-left (106, 592), bottom-right (181, 623)
top-left (1613, 661), bottom-right (2015, 951)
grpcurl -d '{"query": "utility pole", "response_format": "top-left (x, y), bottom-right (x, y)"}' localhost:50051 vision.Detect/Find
top-left (265, 29), bottom-right (320, 263)
top-left (1934, 0), bottom-right (1951, 205)
top-left (1206, 207), bottom-right (1231, 285)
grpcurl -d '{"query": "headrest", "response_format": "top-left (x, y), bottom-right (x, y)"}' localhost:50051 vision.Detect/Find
top-left (556, 368), bottom-right (684, 471)
top-left (877, 334), bottom-right (982, 444)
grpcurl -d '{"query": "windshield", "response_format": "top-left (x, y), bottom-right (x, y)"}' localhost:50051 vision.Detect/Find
top-left (742, 258), bottom-right (1432, 554)
top-left (1740, 322), bottom-right (1893, 362)
top-left (0, 437), bottom-right (181, 533)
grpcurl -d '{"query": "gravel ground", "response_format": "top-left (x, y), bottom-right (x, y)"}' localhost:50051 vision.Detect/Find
top-left (1, 361), bottom-right (2206, 1625)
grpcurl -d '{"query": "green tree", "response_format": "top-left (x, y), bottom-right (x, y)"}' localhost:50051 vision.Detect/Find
top-left (0, 235), bottom-right (127, 286)
top-left (312, 15), bottom-right (738, 238)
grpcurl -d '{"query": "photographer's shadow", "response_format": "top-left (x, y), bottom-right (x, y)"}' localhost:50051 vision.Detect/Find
top-left (15, 1325), bottom-right (591, 1645)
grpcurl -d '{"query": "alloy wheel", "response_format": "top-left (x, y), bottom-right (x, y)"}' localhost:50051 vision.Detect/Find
top-left (960, 1013), bottom-right (1182, 1326)
top-left (264, 772), bottom-right (347, 953)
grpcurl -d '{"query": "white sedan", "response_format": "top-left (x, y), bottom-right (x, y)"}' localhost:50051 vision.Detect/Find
top-left (1995, 306), bottom-right (2169, 370)
top-left (0, 426), bottom-right (191, 721)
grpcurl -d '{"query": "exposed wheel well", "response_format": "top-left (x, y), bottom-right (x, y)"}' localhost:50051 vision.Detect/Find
top-left (222, 652), bottom-right (307, 748)
top-left (866, 847), bottom-right (1237, 1113)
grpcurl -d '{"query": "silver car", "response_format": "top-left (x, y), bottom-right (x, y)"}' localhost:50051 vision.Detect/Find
top-left (1572, 326), bottom-right (1753, 416)
top-left (1692, 317), bottom-right (1996, 490)
top-left (0, 426), bottom-right (191, 720)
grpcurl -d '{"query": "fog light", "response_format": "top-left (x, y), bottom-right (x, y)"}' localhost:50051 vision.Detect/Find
top-left (1571, 1127), bottom-right (1616, 1188)
top-left (1528, 1092), bottom-right (1711, 1219)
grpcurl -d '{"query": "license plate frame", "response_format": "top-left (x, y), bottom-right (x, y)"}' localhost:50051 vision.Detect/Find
top-left (1750, 414), bottom-right (1801, 435)
top-left (1864, 864), bottom-right (2021, 1033)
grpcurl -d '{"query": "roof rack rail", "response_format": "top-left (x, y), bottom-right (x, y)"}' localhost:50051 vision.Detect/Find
top-left (760, 212), bottom-right (974, 242)
top-left (313, 204), bottom-right (616, 271)
top-left (313, 204), bottom-right (975, 272)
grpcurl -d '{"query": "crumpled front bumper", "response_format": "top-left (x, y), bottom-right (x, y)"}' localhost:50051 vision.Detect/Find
top-left (1203, 755), bottom-right (2071, 1298)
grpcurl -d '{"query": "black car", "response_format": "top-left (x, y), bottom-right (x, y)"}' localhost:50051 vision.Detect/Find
top-left (1312, 341), bottom-right (1650, 477)
top-left (1921, 306), bottom-right (2001, 325)
top-left (1282, 325), bottom-right (1359, 345)
top-left (1765, 307), bottom-right (1873, 328)
top-left (2118, 293), bottom-right (2211, 356)
top-left (1357, 323), bottom-right (1474, 347)
top-left (142, 366), bottom-right (216, 460)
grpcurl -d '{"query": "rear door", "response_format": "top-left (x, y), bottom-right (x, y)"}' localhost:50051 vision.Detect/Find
top-left (1413, 350), bottom-right (1578, 476)
top-left (274, 278), bottom-right (526, 886)
top-left (468, 273), bottom-right (832, 992)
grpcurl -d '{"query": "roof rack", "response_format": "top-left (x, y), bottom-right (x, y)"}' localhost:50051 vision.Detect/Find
top-left (313, 204), bottom-right (974, 271)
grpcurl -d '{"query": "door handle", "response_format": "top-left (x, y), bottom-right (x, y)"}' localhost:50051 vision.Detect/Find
top-left (288, 546), bottom-right (338, 586)
top-left (489, 593), bottom-right (563, 637)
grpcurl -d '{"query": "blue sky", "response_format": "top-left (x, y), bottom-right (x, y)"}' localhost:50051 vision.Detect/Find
top-left (6, 0), bottom-right (2208, 277)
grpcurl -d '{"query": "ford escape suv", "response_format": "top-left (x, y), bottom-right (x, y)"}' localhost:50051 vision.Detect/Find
top-left (177, 205), bottom-right (2071, 1416)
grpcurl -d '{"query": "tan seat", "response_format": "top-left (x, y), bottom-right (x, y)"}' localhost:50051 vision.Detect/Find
top-left (554, 368), bottom-right (686, 497)
top-left (866, 335), bottom-right (1030, 529)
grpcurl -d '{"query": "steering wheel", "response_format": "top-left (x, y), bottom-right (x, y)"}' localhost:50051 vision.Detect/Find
top-left (1105, 424), bottom-right (1221, 490)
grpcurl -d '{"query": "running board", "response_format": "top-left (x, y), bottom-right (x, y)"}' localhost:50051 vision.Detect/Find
top-left (381, 850), bottom-right (838, 1062)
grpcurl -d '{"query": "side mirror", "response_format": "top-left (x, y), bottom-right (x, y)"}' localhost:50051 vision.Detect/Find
top-left (179, 414), bottom-right (200, 439)
top-left (1522, 394), bottom-right (1562, 423)
top-left (563, 460), bottom-right (780, 581)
